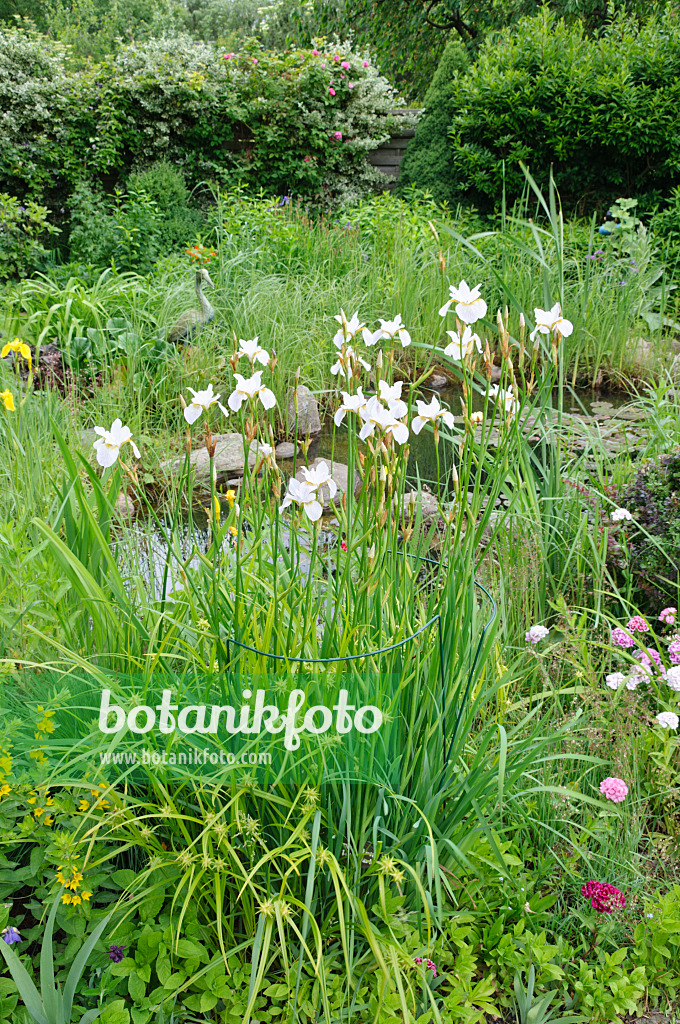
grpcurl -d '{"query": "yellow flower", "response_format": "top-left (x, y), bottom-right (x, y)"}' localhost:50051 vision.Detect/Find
top-left (81, 890), bottom-right (92, 901)
top-left (0, 390), bottom-right (14, 412)
top-left (27, 796), bottom-right (37, 805)
top-left (33, 807), bottom-right (44, 817)
top-left (0, 784), bottom-right (11, 797)
top-left (70, 894), bottom-right (82, 906)
top-left (1, 338), bottom-right (31, 367)
top-left (78, 799), bottom-right (90, 812)
top-left (61, 893), bottom-right (72, 905)
top-left (42, 815), bottom-right (53, 826)
top-left (225, 489), bottom-right (236, 507)
top-left (46, 797), bottom-right (54, 806)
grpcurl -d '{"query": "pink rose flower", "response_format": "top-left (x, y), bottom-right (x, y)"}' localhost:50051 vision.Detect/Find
top-left (333, 54), bottom-right (340, 61)
top-left (600, 777), bottom-right (628, 803)
top-left (341, 61), bottom-right (350, 69)
top-left (312, 49), bottom-right (319, 55)
top-left (362, 60), bottom-right (369, 66)
top-left (329, 87), bottom-right (335, 95)
top-left (332, 131), bottom-right (342, 140)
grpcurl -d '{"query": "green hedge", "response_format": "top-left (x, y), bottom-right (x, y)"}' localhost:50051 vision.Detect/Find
top-left (398, 9), bottom-right (680, 213)
top-left (0, 27), bottom-right (400, 214)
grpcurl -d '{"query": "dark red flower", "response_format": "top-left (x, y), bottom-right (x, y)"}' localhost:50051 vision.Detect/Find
top-left (581, 881), bottom-right (625, 913)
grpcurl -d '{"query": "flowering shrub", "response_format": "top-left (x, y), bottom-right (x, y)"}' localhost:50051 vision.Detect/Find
top-left (0, 27), bottom-right (400, 216)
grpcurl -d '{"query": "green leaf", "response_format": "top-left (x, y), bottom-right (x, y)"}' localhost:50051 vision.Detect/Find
top-left (0, 940), bottom-right (49, 1024)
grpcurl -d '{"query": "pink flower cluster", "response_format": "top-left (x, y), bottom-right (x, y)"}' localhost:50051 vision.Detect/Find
top-left (332, 131), bottom-right (342, 141)
top-left (582, 881), bottom-right (626, 914)
top-left (611, 627), bottom-right (635, 648)
top-left (600, 776), bottom-right (628, 803)
top-left (660, 607), bottom-right (677, 625)
top-left (634, 648), bottom-right (666, 677)
top-left (626, 616), bottom-right (649, 633)
top-left (669, 639), bottom-right (680, 664)
top-left (414, 957), bottom-right (437, 977)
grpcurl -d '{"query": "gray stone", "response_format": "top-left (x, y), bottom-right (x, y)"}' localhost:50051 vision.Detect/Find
top-left (114, 492), bottom-right (135, 518)
top-left (294, 458), bottom-right (360, 511)
top-left (426, 374), bottom-right (448, 390)
top-left (399, 490), bottom-right (441, 522)
top-left (287, 386), bottom-right (321, 436)
top-left (275, 441), bottom-right (297, 460)
top-left (160, 433), bottom-right (257, 486)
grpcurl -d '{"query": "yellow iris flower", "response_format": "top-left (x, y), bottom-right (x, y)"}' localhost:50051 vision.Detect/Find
top-left (1, 339), bottom-right (31, 368)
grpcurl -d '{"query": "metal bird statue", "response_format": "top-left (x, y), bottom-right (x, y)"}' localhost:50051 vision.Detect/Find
top-left (167, 268), bottom-right (215, 345)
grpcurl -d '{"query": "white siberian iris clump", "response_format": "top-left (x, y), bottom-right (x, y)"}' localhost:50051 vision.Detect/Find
top-left (332, 310), bottom-right (364, 347)
top-left (490, 384), bottom-right (520, 418)
top-left (444, 326), bottom-right (482, 361)
top-left (358, 395), bottom-right (408, 444)
top-left (228, 371), bottom-right (277, 412)
top-left (237, 337), bottom-right (270, 368)
top-left (439, 281), bottom-right (487, 324)
top-left (93, 419), bottom-right (141, 468)
top-left (530, 303), bottom-right (574, 343)
top-left (280, 478), bottom-right (323, 522)
top-left (411, 396), bottom-right (454, 436)
top-left (334, 388), bottom-right (368, 426)
top-left (183, 384), bottom-right (229, 424)
top-left (362, 314), bottom-right (411, 348)
top-left (331, 346), bottom-right (371, 378)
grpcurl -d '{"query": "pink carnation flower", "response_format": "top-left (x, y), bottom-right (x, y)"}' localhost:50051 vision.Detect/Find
top-left (660, 607), bottom-right (677, 625)
top-left (611, 627), bottom-right (635, 648)
top-left (669, 639), bottom-right (680, 664)
top-left (626, 616), bottom-right (649, 633)
top-left (600, 777), bottom-right (628, 803)
top-left (582, 880), bottom-right (626, 914)
top-left (634, 648), bottom-right (666, 677)
top-left (414, 957), bottom-right (437, 977)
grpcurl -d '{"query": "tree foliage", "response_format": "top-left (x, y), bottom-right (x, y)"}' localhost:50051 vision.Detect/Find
top-left (313, 0), bottom-right (674, 100)
top-left (398, 7), bottom-right (680, 212)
